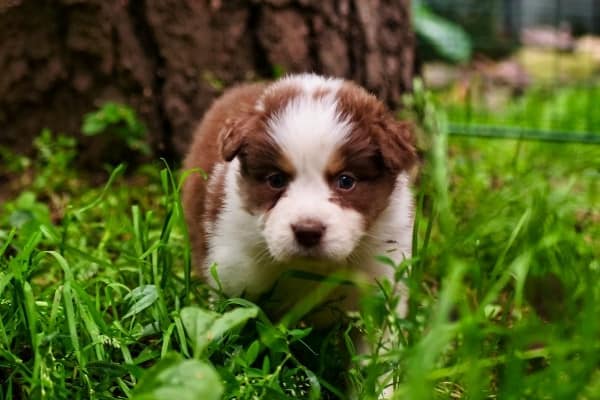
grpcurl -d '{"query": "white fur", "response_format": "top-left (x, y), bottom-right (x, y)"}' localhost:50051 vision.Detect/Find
top-left (206, 159), bottom-right (277, 298)
top-left (206, 162), bottom-right (413, 311)
top-left (205, 75), bottom-right (413, 318)
top-left (260, 77), bottom-right (362, 263)
top-left (203, 162), bottom-right (226, 237)
top-left (263, 173), bottom-right (365, 262)
top-left (256, 73), bottom-right (344, 112)
top-left (191, 74), bottom-right (413, 399)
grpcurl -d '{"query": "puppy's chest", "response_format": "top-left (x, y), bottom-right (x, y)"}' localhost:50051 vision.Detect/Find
top-left (259, 275), bottom-right (361, 328)
top-left (217, 257), bottom-right (362, 327)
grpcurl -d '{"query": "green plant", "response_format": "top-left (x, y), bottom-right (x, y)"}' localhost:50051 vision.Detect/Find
top-left (413, 0), bottom-right (472, 63)
top-left (0, 88), bottom-right (598, 399)
top-left (31, 129), bottom-right (78, 193)
top-left (0, 147), bottom-right (30, 175)
top-left (82, 102), bottom-right (150, 156)
top-left (443, 84), bottom-right (600, 135)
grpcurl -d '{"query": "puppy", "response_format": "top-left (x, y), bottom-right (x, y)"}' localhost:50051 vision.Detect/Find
top-left (182, 73), bottom-right (416, 329)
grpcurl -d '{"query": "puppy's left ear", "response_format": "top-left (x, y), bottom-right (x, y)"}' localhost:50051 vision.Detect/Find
top-left (375, 117), bottom-right (417, 173)
top-left (219, 117), bottom-right (246, 162)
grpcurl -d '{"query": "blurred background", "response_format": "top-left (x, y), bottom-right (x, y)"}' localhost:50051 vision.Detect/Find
top-left (1, 0), bottom-right (599, 167)
top-left (1, 0), bottom-right (415, 163)
top-left (418, 0), bottom-right (600, 143)
top-left (1, 2), bottom-right (599, 399)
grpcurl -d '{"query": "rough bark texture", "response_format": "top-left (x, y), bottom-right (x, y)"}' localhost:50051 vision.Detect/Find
top-left (0, 0), bottom-right (414, 162)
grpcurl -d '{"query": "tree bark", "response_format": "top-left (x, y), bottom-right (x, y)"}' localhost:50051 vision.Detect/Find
top-left (0, 0), bottom-right (414, 162)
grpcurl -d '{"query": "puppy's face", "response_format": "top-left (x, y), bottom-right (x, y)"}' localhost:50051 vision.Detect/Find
top-left (220, 76), bottom-right (415, 264)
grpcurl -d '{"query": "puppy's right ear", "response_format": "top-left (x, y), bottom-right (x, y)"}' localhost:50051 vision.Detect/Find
top-left (219, 118), bottom-right (245, 162)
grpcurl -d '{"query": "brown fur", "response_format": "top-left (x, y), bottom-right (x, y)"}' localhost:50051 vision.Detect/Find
top-left (220, 84), bottom-right (302, 215)
top-left (336, 82), bottom-right (416, 173)
top-left (182, 82), bottom-right (266, 269)
top-left (260, 84), bottom-right (302, 116)
top-left (183, 78), bottom-right (416, 273)
top-left (323, 82), bottom-right (416, 229)
top-left (183, 81), bottom-right (305, 269)
top-left (237, 145), bottom-right (296, 215)
top-left (326, 149), bottom-right (397, 229)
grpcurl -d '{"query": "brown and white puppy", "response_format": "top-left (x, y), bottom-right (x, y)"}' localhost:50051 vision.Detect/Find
top-left (183, 73), bottom-right (416, 327)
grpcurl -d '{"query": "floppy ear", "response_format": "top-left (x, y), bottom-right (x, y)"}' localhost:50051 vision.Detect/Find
top-left (219, 117), bottom-right (246, 162)
top-left (374, 118), bottom-right (417, 173)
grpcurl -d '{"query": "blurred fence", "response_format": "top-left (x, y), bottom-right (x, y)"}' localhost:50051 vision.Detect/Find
top-left (422, 0), bottom-right (600, 143)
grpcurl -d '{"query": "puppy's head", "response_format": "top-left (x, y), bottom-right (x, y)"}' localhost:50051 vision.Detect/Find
top-left (220, 74), bottom-right (415, 263)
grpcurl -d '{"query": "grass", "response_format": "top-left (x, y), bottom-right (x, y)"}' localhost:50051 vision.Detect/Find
top-left (1, 92), bottom-right (599, 399)
top-left (437, 82), bottom-right (600, 136)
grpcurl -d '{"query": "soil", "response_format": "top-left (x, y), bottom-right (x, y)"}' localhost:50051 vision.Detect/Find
top-left (0, 0), bottom-right (413, 165)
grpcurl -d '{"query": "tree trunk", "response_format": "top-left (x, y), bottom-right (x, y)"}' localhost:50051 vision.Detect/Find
top-left (0, 0), bottom-right (414, 162)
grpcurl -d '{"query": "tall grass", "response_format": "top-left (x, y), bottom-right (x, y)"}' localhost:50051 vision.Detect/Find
top-left (0, 96), bottom-right (599, 399)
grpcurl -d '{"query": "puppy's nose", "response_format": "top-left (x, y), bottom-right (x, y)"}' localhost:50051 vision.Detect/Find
top-left (291, 220), bottom-right (326, 247)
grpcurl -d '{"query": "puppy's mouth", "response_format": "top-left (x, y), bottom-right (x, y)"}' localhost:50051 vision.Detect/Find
top-left (271, 247), bottom-right (324, 262)
top-left (271, 244), bottom-right (351, 266)
top-left (292, 246), bottom-right (326, 259)
top-left (276, 253), bottom-right (343, 274)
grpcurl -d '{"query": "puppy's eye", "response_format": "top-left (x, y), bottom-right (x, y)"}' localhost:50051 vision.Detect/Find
top-left (266, 172), bottom-right (288, 189)
top-left (336, 174), bottom-right (356, 191)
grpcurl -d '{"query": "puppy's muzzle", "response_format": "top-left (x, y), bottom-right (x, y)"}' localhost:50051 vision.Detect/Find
top-left (291, 220), bottom-right (326, 248)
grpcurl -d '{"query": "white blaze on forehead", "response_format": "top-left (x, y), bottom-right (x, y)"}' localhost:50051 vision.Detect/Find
top-left (279, 73), bottom-right (344, 94)
top-left (255, 74), bottom-right (363, 263)
top-left (261, 73), bottom-right (344, 100)
top-left (255, 73), bottom-right (344, 112)
top-left (263, 74), bottom-right (353, 172)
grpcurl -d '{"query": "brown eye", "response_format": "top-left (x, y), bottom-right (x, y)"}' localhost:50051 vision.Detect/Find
top-left (336, 173), bottom-right (356, 191)
top-left (266, 172), bottom-right (288, 189)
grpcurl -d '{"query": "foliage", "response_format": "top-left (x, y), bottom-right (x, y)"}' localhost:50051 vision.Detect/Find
top-left (130, 353), bottom-right (223, 400)
top-left (32, 129), bottom-right (78, 192)
top-left (515, 48), bottom-right (599, 84)
top-left (1, 87), bottom-right (599, 399)
top-left (83, 102), bottom-right (150, 156)
top-left (413, 0), bottom-right (472, 63)
top-left (440, 83), bottom-right (600, 135)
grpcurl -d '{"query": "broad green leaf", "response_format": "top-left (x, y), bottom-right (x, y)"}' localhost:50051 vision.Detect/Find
top-left (181, 306), bottom-right (258, 358)
top-left (123, 285), bottom-right (159, 319)
top-left (81, 115), bottom-right (107, 135)
top-left (256, 321), bottom-right (288, 354)
top-left (245, 340), bottom-right (260, 366)
top-left (208, 307), bottom-right (258, 342)
top-left (131, 353), bottom-right (223, 400)
top-left (180, 307), bottom-right (218, 357)
top-left (413, 1), bottom-right (472, 62)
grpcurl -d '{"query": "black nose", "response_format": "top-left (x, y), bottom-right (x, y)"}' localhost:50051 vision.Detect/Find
top-left (291, 221), bottom-right (326, 247)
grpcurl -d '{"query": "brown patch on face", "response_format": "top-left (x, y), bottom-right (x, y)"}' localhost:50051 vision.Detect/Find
top-left (219, 83), bottom-right (302, 162)
top-left (324, 82), bottom-right (417, 227)
top-left (237, 137), bottom-right (296, 214)
top-left (327, 143), bottom-right (397, 228)
top-left (219, 82), bottom-right (303, 162)
top-left (325, 129), bottom-right (381, 179)
top-left (221, 82), bottom-right (302, 214)
top-left (336, 82), bottom-right (416, 174)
